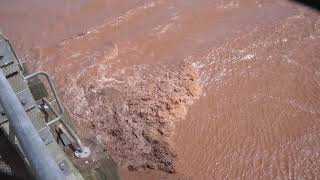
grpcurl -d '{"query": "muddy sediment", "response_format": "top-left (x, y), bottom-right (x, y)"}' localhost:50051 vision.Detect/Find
top-left (65, 62), bottom-right (200, 173)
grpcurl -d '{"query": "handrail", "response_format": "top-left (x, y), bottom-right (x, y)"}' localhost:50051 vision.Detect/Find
top-left (42, 98), bottom-right (90, 158)
top-left (24, 71), bottom-right (64, 125)
top-left (0, 69), bottom-right (65, 180)
top-left (25, 71), bottom-right (90, 158)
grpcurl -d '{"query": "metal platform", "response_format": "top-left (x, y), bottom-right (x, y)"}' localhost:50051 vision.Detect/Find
top-left (0, 33), bottom-right (84, 180)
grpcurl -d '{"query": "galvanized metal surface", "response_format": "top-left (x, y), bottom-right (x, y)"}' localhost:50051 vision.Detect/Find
top-left (0, 69), bottom-right (66, 180)
top-left (0, 34), bottom-right (84, 180)
top-left (0, 39), bottom-right (14, 67)
top-left (58, 159), bottom-right (72, 176)
top-left (41, 97), bottom-right (90, 159)
top-left (0, 89), bottom-right (37, 124)
top-left (38, 127), bottom-right (55, 146)
top-left (0, 33), bottom-right (24, 71)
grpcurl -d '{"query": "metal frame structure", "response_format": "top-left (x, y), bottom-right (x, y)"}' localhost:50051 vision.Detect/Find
top-left (25, 71), bottom-right (90, 158)
top-left (25, 71), bottom-right (64, 125)
top-left (0, 69), bottom-right (65, 180)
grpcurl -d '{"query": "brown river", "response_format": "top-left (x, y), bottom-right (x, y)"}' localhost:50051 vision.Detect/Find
top-left (1, 0), bottom-right (320, 179)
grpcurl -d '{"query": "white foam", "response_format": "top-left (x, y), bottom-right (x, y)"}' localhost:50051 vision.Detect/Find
top-left (241, 54), bottom-right (255, 60)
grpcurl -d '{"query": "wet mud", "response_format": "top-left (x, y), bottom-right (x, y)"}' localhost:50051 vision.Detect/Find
top-left (66, 62), bottom-right (200, 173)
top-left (1, 0), bottom-right (320, 179)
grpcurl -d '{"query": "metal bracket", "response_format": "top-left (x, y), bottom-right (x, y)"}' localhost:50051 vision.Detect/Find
top-left (58, 159), bottom-right (72, 176)
top-left (57, 123), bottom-right (91, 159)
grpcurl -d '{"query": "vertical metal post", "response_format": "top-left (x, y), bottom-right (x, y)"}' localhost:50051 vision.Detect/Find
top-left (0, 69), bottom-right (65, 180)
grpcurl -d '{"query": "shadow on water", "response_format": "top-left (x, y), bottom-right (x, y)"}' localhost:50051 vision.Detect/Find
top-left (290, 0), bottom-right (320, 10)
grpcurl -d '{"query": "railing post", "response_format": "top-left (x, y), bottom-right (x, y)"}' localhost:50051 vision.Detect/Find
top-left (0, 69), bottom-right (65, 180)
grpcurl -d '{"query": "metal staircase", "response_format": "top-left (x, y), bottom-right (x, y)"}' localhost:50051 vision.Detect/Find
top-left (0, 33), bottom-right (87, 180)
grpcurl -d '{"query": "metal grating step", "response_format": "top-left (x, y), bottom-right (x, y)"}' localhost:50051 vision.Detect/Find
top-left (0, 40), bottom-right (15, 68)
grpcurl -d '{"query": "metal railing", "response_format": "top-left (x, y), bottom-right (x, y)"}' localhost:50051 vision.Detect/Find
top-left (24, 71), bottom-right (64, 125)
top-left (0, 69), bottom-right (65, 180)
top-left (25, 71), bottom-right (90, 158)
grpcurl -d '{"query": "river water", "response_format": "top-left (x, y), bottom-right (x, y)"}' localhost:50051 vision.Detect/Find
top-left (1, 0), bottom-right (320, 179)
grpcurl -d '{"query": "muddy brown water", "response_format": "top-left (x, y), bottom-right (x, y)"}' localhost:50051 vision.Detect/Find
top-left (1, 0), bottom-right (320, 179)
